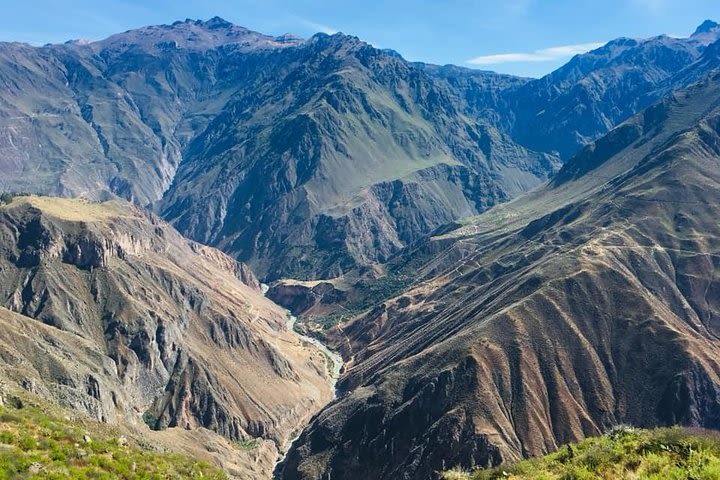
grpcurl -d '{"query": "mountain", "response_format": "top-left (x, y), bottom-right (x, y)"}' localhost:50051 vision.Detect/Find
top-left (507, 22), bottom-right (720, 159)
top-left (0, 18), bottom-right (557, 280)
top-left (156, 32), bottom-right (559, 280)
top-left (2, 15), bottom-right (720, 480)
top-left (277, 70), bottom-right (720, 479)
top-left (0, 195), bottom-right (333, 478)
top-left (3, 19), bottom-right (717, 280)
top-left (421, 22), bottom-right (720, 161)
top-left (0, 18), bottom-right (302, 206)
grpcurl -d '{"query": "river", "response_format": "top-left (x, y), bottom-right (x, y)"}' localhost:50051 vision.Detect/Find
top-left (263, 285), bottom-right (345, 477)
top-left (286, 314), bottom-right (344, 389)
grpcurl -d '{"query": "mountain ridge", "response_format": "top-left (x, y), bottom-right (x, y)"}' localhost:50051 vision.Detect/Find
top-left (1, 17), bottom-right (718, 280)
top-left (0, 195), bottom-right (334, 478)
top-left (1, 15), bottom-right (720, 480)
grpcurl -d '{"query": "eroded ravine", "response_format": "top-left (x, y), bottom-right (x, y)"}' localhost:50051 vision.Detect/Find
top-left (262, 284), bottom-right (344, 478)
top-left (272, 315), bottom-right (344, 477)
top-left (286, 314), bottom-right (344, 389)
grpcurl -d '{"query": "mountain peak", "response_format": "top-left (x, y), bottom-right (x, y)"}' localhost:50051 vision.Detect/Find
top-left (203, 16), bottom-right (234, 29)
top-left (694, 19), bottom-right (720, 35)
top-left (94, 17), bottom-right (303, 53)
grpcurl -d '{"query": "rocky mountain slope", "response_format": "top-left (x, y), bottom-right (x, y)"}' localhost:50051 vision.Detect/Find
top-left (507, 21), bottom-right (720, 158)
top-left (277, 70), bottom-right (720, 479)
top-left (0, 18), bottom-right (556, 280)
top-left (1, 16), bottom-right (720, 480)
top-left (157, 31), bottom-right (558, 280)
top-left (0, 195), bottom-right (333, 478)
top-left (0, 18), bottom-right (302, 206)
top-left (2, 19), bottom-right (718, 280)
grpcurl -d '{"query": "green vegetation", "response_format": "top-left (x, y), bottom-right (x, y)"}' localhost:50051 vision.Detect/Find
top-left (301, 243), bottom-right (438, 330)
top-left (281, 247), bottom-right (357, 282)
top-left (308, 271), bottom-right (412, 328)
top-left (0, 193), bottom-right (13, 205)
top-left (443, 426), bottom-right (720, 480)
top-left (0, 395), bottom-right (226, 479)
top-left (234, 438), bottom-right (260, 451)
top-left (141, 410), bottom-right (159, 430)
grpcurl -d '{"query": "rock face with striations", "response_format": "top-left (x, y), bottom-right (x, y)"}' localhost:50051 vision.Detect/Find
top-left (0, 196), bottom-right (333, 479)
top-left (278, 71), bottom-right (720, 479)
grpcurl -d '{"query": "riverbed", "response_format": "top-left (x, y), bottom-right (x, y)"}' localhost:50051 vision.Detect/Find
top-left (263, 284), bottom-right (345, 478)
top-left (286, 314), bottom-right (343, 390)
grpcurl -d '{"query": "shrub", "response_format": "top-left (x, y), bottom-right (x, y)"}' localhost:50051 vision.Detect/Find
top-left (0, 394), bottom-right (228, 479)
top-left (442, 427), bottom-right (720, 480)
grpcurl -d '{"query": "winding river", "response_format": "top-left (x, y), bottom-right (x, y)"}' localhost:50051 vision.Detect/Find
top-left (286, 314), bottom-right (344, 389)
top-left (263, 284), bottom-right (345, 477)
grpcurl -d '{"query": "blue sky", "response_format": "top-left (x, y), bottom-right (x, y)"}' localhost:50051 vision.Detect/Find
top-left (1, 0), bottom-right (718, 77)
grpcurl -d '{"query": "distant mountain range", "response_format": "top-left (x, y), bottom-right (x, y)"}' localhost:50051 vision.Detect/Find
top-left (1, 18), bottom-right (718, 280)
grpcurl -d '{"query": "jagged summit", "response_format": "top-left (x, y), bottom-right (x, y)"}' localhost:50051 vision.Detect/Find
top-left (689, 19), bottom-right (720, 45)
top-left (172, 16), bottom-right (236, 28)
top-left (91, 16), bottom-right (304, 52)
top-left (694, 19), bottom-right (720, 35)
top-left (64, 38), bottom-right (92, 45)
top-left (200, 15), bottom-right (235, 29)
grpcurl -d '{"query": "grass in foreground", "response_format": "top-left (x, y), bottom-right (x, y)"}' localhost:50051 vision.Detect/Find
top-left (443, 426), bottom-right (720, 480)
top-left (0, 395), bottom-right (227, 479)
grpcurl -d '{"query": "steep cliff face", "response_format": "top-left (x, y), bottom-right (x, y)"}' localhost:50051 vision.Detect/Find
top-left (278, 72), bottom-right (720, 480)
top-left (0, 196), bottom-right (333, 479)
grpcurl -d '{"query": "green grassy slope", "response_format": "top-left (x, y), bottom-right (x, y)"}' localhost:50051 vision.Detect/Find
top-left (0, 394), bottom-right (227, 479)
top-left (443, 427), bottom-right (720, 480)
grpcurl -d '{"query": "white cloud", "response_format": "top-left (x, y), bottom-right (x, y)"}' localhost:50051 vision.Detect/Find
top-left (466, 42), bottom-right (606, 65)
top-left (298, 19), bottom-right (338, 35)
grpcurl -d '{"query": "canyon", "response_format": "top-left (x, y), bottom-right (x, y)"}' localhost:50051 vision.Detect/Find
top-left (0, 15), bottom-right (720, 480)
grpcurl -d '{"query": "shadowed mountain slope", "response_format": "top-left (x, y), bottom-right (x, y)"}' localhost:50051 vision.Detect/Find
top-left (277, 70), bottom-right (720, 480)
top-left (507, 23), bottom-right (720, 158)
top-left (421, 22), bottom-right (720, 160)
top-left (0, 195), bottom-right (333, 478)
top-left (156, 32), bottom-right (558, 280)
